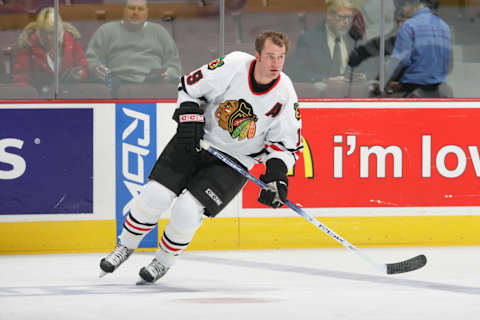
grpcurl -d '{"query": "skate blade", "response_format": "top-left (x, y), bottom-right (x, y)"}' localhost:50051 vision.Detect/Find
top-left (99, 270), bottom-right (108, 278)
top-left (136, 278), bottom-right (153, 285)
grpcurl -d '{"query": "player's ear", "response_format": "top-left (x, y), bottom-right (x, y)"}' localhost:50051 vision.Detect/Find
top-left (255, 50), bottom-right (260, 61)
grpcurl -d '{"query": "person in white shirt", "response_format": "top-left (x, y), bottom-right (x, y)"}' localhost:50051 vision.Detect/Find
top-left (99, 30), bottom-right (303, 284)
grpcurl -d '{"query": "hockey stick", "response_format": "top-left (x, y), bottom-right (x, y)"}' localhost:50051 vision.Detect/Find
top-left (200, 140), bottom-right (427, 275)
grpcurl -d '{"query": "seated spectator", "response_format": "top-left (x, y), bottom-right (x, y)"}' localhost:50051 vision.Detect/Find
top-left (384, 0), bottom-right (451, 98)
top-left (86, 0), bottom-right (182, 97)
top-left (12, 7), bottom-right (88, 96)
top-left (286, 0), bottom-right (368, 96)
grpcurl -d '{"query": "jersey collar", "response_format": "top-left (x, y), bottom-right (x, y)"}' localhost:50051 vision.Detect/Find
top-left (248, 59), bottom-right (281, 95)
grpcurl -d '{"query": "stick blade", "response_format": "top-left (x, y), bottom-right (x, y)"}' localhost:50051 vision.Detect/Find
top-left (386, 254), bottom-right (427, 274)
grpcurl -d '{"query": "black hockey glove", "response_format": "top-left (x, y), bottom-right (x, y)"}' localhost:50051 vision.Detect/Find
top-left (348, 45), bottom-right (370, 68)
top-left (258, 158), bottom-right (288, 209)
top-left (172, 101), bottom-right (205, 152)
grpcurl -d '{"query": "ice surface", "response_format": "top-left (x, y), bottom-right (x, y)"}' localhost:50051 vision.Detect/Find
top-left (1, 246), bottom-right (479, 320)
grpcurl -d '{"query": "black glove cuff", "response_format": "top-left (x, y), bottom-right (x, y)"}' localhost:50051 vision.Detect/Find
top-left (172, 101), bottom-right (203, 123)
top-left (261, 158), bottom-right (288, 184)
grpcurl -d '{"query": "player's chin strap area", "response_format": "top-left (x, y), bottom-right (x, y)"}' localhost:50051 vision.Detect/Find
top-left (199, 139), bottom-right (427, 275)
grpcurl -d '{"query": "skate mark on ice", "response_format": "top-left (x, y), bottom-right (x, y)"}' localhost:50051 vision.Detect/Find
top-left (183, 254), bottom-right (480, 296)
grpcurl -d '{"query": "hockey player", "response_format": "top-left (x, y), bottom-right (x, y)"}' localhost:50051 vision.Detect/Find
top-left (99, 30), bottom-right (303, 283)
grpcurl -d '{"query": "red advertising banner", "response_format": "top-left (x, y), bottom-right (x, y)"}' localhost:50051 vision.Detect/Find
top-left (243, 107), bottom-right (480, 208)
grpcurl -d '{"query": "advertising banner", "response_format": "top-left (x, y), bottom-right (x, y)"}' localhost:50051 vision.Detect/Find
top-left (243, 107), bottom-right (480, 208)
top-left (115, 103), bottom-right (157, 248)
top-left (0, 108), bottom-right (93, 214)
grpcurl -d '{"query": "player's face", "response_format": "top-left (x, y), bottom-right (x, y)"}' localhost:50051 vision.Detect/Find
top-left (124, 0), bottom-right (148, 25)
top-left (255, 38), bottom-right (286, 83)
top-left (327, 6), bottom-right (354, 36)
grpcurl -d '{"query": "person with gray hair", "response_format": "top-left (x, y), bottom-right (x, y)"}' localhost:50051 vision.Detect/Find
top-left (86, 0), bottom-right (182, 96)
top-left (288, 0), bottom-right (359, 83)
top-left (286, 0), bottom-right (372, 97)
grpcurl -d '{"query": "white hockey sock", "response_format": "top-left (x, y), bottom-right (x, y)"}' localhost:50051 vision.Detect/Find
top-left (120, 213), bottom-right (157, 249)
top-left (120, 180), bottom-right (176, 249)
top-left (156, 231), bottom-right (191, 268)
top-left (154, 190), bottom-right (204, 268)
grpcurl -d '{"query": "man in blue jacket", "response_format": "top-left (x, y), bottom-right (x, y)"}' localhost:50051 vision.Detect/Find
top-left (385, 0), bottom-right (451, 97)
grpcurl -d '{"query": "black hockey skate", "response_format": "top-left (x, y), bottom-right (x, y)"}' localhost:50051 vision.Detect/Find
top-left (137, 258), bottom-right (170, 285)
top-left (99, 242), bottom-right (134, 277)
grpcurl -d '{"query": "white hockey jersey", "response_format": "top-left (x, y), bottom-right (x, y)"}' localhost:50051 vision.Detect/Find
top-left (177, 51), bottom-right (303, 170)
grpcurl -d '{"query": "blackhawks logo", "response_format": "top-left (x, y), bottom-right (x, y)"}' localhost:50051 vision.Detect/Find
top-left (215, 99), bottom-right (257, 141)
top-left (294, 102), bottom-right (301, 120)
top-left (208, 57), bottom-right (225, 70)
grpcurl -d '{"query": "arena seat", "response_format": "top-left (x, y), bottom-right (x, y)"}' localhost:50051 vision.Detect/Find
top-left (442, 83), bottom-right (454, 98)
top-left (117, 83), bottom-right (178, 99)
top-left (0, 31), bottom-right (20, 83)
top-left (225, 12), bottom-right (303, 45)
top-left (174, 17), bottom-right (219, 47)
top-left (69, 0), bottom-right (104, 4)
top-left (0, 46), bottom-right (14, 83)
top-left (50, 83), bottom-right (111, 99)
top-left (177, 41), bottom-right (217, 73)
top-left (0, 84), bottom-right (38, 99)
top-left (324, 79), bottom-right (370, 98)
top-left (462, 45), bottom-right (480, 63)
top-left (222, 42), bottom-right (254, 56)
top-left (293, 82), bottom-right (322, 98)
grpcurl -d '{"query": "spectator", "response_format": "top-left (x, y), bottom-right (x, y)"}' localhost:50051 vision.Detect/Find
top-left (286, 0), bottom-right (368, 96)
top-left (287, 0), bottom-right (363, 82)
top-left (12, 7), bottom-right (88, 96)
top-left (384, 0), bottom-right (451, 97)
top-left (86, 0), bottom-right (182, 97)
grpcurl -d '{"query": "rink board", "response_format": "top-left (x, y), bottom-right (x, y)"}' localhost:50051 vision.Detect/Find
top-left (2, 100), bottom-right (480, 254)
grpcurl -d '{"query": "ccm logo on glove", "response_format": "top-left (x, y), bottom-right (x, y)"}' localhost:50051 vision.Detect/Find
top-left (179, 114), bottom-right (205, 123)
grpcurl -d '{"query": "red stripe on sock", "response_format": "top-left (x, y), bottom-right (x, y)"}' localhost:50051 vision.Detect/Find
top-left (161, 236), bottom-right (183, 252)
top-left (125, 219), bottom-right (154, 232)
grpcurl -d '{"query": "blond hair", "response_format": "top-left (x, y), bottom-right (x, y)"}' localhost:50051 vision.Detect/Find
top-left (19, 7), bottom-right (81, 48)
top-left (35, 7), bottom-right (65, 46)
top-left (37, 8), bottom-right (64, 33)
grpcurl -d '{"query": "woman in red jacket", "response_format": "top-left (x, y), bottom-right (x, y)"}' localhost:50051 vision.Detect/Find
top-left (12, 7), bottom-right (88, 96)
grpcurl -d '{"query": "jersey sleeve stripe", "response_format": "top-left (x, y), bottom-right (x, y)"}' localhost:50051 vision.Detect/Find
top-left (266, 141), bottom-right (304, 162)
top-left (180, 75), bottom-right (188, 94)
